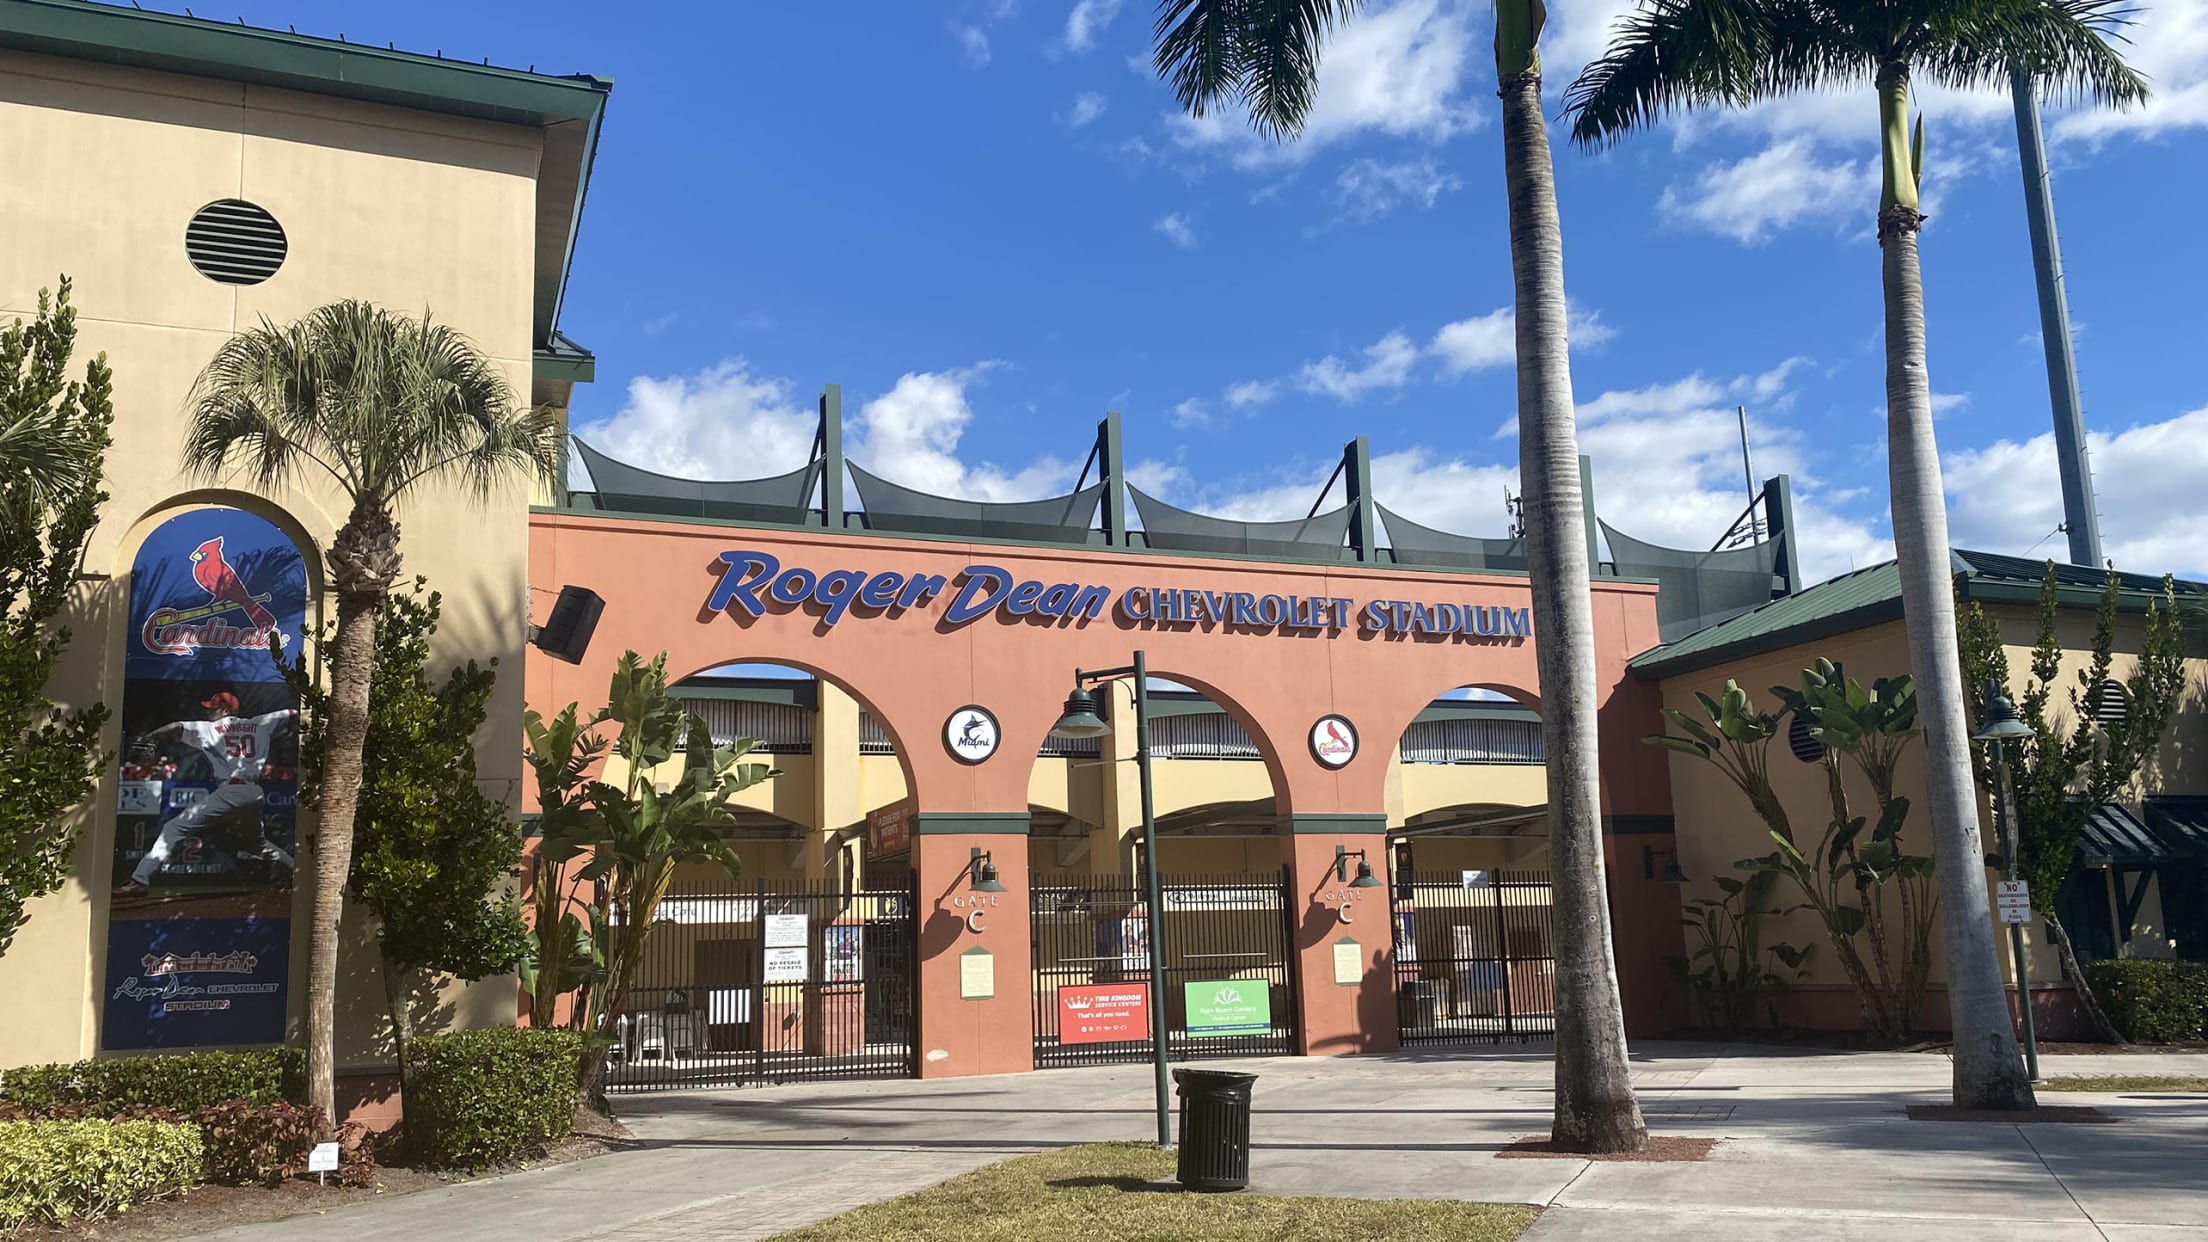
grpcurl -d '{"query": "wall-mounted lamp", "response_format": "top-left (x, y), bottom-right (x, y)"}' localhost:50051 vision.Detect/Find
top-left (1334, 845), bottom-right (1382, 888)
top-left (968, 847), bottom-right (1007, 893)
top-left (1642, 845), bottom-right (1687, 883)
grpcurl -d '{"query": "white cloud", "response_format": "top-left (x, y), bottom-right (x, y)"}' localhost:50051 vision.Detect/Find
top-left (1295, 331), bottom-right (1420, 402)
top-left (573, 359), bottom-right (1078, 507)
top-left (1325, 156), bottom-right (1460, 225)
top-left (1165, 0), bottom-right (1481, 168)
top-left (1659, 139), bottom-right (1875, 245)
top-left (1431, 304), bottom-right (1617, 377)
top-left (1126, 457), bottom-right (1188, 495)
top-left (572, 361), bottom-right (817, 481)
top-left (1171, 398), bottom-right (1211, 429)
top-left (1946, 405), bottom-right (2208, 578)
top-left (1065, 91), bottom-right (1109, 127)
top-left (1479, 361), bottom-right (1892, 580)
top-left (1154, 211), bottom-right (1198, 249)
top-left (953, 24), bottom-right (992, 68)
top-left (1062, 0), bottom-right (1123, 53)
top-left (1431, 309), bottom-right (1516, 376)
top-left (1224, 379), bottom-right (1278, 409)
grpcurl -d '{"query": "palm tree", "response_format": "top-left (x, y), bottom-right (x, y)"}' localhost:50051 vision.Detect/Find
top-left (186, 301), bottom-right (564, 1127)
top-left (1564, 0), bottom-right (2144, 1110)
top-left (1150, 0), bottom-right (1647, 1152)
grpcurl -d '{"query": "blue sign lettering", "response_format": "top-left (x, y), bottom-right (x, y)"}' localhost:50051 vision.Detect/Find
top-left (699, 550), bottom-right (1528, 643)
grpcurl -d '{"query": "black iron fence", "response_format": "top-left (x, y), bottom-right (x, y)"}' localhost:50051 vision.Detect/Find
top-left (605, 873), bottom-right (917, 1092)
top-left (1388, 869), bottom-right (1556, 1043)
top-left (1032, 869), bottom-right (1300, 1069)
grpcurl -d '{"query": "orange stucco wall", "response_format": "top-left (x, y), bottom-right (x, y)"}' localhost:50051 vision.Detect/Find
top-left (526, 512), bottom-right (1673, 1073)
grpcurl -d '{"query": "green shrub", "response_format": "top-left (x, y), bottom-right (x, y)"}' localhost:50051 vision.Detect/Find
top-left (0, 1119), bottom-right (203, 1229)
top-left (2085, 959), bottom-right (2208, 1044)
top-left (0, 1048), bottom-right (303, 1115)
top-left (406, 1028), bottom-right (580, 1169)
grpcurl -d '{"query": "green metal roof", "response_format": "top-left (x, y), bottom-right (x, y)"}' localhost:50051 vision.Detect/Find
top-left (0, 0), bottom-right (610, 124)
top-left (2145, 797), bottom-right (2208, 858)
top-left (0, 0), bottom-right (610, 357)
top-left (2078, 803), bottom-right (2175, 867)
top-left (1630, 550), bottom-right (2208, 680)
top-left (534, 330), bottom-right (596, 385)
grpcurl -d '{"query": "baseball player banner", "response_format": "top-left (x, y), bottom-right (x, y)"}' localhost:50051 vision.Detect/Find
top-left (102, 917), bottom-right (290, 1049)
top-left (106, 508), bottom-right (308, 1047)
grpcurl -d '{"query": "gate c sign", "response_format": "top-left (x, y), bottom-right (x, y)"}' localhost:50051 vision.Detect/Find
top-left (1057, 983), bottom-right (1150, 1045)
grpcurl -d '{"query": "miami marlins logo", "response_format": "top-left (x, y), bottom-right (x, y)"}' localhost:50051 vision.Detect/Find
top-left (142, 536), bottom-right (280, 657)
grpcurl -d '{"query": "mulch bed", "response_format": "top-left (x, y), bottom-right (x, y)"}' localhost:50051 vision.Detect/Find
top-left (1905, 1104), bottom-right (2115, 1124)
top-left (1498, 1136), bottom-right (1717, 1161)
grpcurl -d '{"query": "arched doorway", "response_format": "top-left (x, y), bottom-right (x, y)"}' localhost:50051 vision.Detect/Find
top-left (1384, 685), bottom-right (1556, 1046)
top-left (601, 660), bottom-right (920, 1091)
top-left (1024, 674), bottom-right (1298, 1068)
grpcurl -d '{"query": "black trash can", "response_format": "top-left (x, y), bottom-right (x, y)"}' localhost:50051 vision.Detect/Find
top-left (1173, 1067), bottom-right (1257, 1192)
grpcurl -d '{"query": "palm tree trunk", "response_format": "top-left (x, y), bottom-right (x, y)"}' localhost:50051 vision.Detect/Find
top-left (1501, 62), bottom-right (1647, 1155)
top-left (1877, 62), bottom-right (2034, 1111)
top-left (306, 585), bottom-right (380, 1131)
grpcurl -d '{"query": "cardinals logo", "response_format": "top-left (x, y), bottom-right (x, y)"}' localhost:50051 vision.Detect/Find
top-left (1310, 715), bottom-right (1358, 767)
top-left (142, 535), bottom-right (281, 657)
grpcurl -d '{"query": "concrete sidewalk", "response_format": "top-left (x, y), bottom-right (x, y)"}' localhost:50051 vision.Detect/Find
top-left (176, 1043), bottom-right (2208, 1241)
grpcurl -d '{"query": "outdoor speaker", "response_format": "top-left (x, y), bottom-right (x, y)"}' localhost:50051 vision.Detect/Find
top-left (534, 585), bottom-right (604, 665)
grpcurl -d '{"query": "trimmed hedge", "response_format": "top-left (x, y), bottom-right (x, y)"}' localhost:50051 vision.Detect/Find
top-left (0, 1119), bottom-right (203, 1230)
top-left (2087, 959), bottom-right (2208, 1044)
top-left (0, 1048), bottom-right (303, 1116)
top-left (406, 1028), bottom-right (580, 1170)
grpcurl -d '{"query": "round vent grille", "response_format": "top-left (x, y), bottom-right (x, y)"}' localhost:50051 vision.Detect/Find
top-left (184, 199), bottom-right (287, 285)
top-left (1788, 712), bottom-right (1827, 764)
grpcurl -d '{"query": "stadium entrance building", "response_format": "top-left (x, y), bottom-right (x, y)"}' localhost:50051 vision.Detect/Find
top-left (538, 414), bottom-right (1698, 1083)
top-left (11, 0), bottom-right (2205, 1101)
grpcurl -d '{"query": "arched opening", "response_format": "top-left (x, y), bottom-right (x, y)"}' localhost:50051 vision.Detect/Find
top-left (1023, 672), bottom-right (1297, 1068)
top-left (1022, 675), bottom-right (1285, 880)
top-left (598, 658), bottom-right (919, 1090)
top-left (1389, 685), bottom-right (1548, 875)
top-left (1385, 684), bottom-right (1556, 1045)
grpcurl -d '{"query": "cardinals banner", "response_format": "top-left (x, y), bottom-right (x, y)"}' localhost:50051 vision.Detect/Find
top-left (106, 507), bottom-right (307, 1050)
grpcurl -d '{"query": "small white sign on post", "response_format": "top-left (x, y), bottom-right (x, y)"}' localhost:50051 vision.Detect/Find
top-left (307, 1141), bottom-right (339, 1174)
top-left (1996, 880), bottom-right (2032, 925)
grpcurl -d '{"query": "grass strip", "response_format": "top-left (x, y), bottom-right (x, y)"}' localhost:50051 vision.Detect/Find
top-left (767, 1142), bottom-right (1537, 1242)
top-left (2042, 1075), bottom-right (2208, 1093)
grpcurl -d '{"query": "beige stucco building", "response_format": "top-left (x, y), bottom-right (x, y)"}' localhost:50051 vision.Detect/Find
top-left (0, 0), bottom-right (606, 1073)
top-left (1636, 552), bottom-right (2208, 1035)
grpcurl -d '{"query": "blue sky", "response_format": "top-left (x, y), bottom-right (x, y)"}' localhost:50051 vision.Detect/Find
top-left (206, 0), bottom-right (2208, 583)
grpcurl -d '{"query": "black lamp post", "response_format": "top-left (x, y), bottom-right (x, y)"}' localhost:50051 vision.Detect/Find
top-left (1051, 650), bottom-right (1172, 1149)
top-left (1973, 680), bottom-right (2039, 1081)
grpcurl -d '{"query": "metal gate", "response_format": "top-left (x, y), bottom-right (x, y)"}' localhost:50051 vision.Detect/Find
top-left (1389, 869), bottom-right (1556, 1044)
top-left (1032, 869), bottom-right (1299, 1069)
top-left (606, 874), bottom-right (917, 1092)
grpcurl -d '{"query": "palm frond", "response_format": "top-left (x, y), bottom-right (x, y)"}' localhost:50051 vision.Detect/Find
top-left (1238, 0), bottom-right (1357, 141)
top-left (1572, 0), bottom-right (1863, 146)
top-left (185, 300), bottom-right (561, 513)
top-left (1152, 0), bottom-right (1357, 142)
top-left (1154, 0), bottom-right (1247, 117)
top-left (1911, 0), bottom-right (2146, 107)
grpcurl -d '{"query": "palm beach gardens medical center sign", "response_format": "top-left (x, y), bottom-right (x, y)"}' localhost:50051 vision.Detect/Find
top-left (705, 550), bottom-right (1532, 641)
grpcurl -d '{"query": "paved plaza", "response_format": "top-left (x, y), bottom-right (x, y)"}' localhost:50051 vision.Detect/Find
top-left (180, 1043), bottom-right (2208, 1241)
